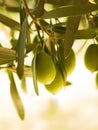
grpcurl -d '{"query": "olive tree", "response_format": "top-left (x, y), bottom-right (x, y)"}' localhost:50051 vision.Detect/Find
top-left (0, 0), bottom-right (98, 119)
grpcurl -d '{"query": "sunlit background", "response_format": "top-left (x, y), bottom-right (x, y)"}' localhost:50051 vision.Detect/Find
top-left (0, 28), bottom-right (98, 130)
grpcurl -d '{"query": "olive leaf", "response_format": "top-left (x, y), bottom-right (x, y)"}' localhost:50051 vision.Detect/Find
top-left (42, 3), bottom-right (98, 19)
top-left (5, 6), bottom-right (20, 12)
top-left (33, 0), bottom-right (45, 18)
top-left (76, 28), bottom-right (96, 39)
top-left (49, 26), bottom-right (96, 39)
top-left (7, 66), bottom-right (32, 77)
top-left (20, 5), bottom-right (27, 25)
top-left (0, 58), bottom-right (13, 65)
top-left (0, 13), bottom-right (20, 30)
top-left (4, 0), bottom-right (20, 7)
top-left (8, 71), bottom-right (25, 120)
top-left (0, 47), bottom-right (16, 65)
top-left (64, 16), bottom-right (81, 57)
top-left (0, 47), bottom-right (16, 59)
top-left (52, 25), bottom-right (66, 34)
top-left (39, 21), bottom-right (96, 39)
top-left (45, 0), bottom-right (72, 5)
top-left (16, 18), bottom-right (27, 79)
top-left (63, 0), bottom-right (83, 57)
top-left (10, 39), bottom-right (38, 54)
top-left (21, 76), bottom-right (27, 93)
top-left (56, 40), bottom-right (66, 84)
top-left (26, 43), bottom-right (38, 54)
top-left (31, 53), bottom-right (39, 95)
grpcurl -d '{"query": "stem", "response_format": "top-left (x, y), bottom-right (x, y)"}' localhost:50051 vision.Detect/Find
top-left (22, 0), bottom-right (50, 37)
top-left (22, 0), bottom-right (36, 22)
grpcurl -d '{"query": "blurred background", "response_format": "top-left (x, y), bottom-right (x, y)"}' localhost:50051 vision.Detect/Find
top-left (0, 30), bottom-right (98, 130)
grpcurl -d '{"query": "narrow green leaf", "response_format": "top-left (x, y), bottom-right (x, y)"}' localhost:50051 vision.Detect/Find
top-left (5, 0), bottom-right (20, 7)
top-left (52, 27), bottom-right (96, 39)
top-left (0, 13), bottom-right (20, 30)
top-left (7, 66), bottom-right (32, 77)
top-left (46, 0), bottom-right (71, 5)
top-left (76, 28), bottom-right (96, 39)
top-left (63, 0), bottom-right (83, 57)
top-left (57, 40), bottom-right (66, 84)
top-left (10, 39), bottom-right (38, 54)
top-left (8, 71), bottom-right (25, 120)
top-left (16, 18), bottom-right (27, 79)
top-left (40, 20), bottom-right (96, 39)
top-left (0, 47), bottom-right (16, 65)
top-left (64, 16), bottom-right (81, 57)
top-left (0, 47), bottom-right (16, 59)
top-left (0, 58), bottom-right (13, 65)
top-left (26, 43), bottom-right (38, 54)
top-left (52, 25), bottom-right (66, 34)
top-left (42, 3), bottom-right (98, 19)
top-left (20, 5), bottom-right (27, 25)
top-left (21, 76), bottom-right (27, 93)
top-left (31, 54), bottom-right (39, 95)
top-left (6, 6), bottom-right (20, 12)
top-left (33, 0), bottom-right (45, 18)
